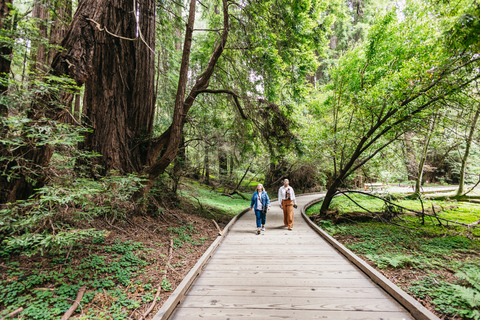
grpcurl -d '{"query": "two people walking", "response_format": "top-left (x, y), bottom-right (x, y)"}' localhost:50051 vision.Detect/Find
top-left (249, 179), bottom-right (297, 234)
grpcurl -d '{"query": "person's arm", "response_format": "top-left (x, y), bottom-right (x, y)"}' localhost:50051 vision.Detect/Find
top-left (250, 193), bottom-right (255, 210)
top-left (266, 193), bottom-right (270, 209)
top-left (278, 188), bottom-right (282, 207)
top-left (292, 188), bottom-right (297, 206)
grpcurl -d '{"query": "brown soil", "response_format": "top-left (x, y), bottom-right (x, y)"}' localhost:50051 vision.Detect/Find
top-left (0, 199), bottom-right (229, 319)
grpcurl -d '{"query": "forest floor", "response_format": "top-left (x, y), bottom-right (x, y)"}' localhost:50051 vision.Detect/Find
top-left (0, 182), bottom-right (251, 320)
top-left (307, 193), bottom-right (480, 320)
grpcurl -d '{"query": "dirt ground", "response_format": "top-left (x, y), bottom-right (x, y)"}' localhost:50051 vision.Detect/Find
top-left (0, 199), bottom-right (228, 319)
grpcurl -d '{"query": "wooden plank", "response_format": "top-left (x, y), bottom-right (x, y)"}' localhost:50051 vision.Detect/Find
top-left (169, 308), bottom-right (413, 320)
top-left (200, 270), bottom-right (366, 279)
top-left (212, 254), bottom-right (343, 259)
top-left (178, 296), bottom-right (407, 312)
top-left (151, 207), bottom-right (250, 320)
top-left (187, 285), bottom-right (395, 299)
top-left (193, 277), bottom-right (378, 288)
top-left (156, 194), bottom-right (426, 320)
top-left (205, 258), bottom-right (352, 265)
top-left (203, 264), bottom-right (359, 272)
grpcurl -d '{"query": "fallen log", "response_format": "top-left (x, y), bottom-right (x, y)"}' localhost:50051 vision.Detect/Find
top-left (0, 307), bottom-right (24, 320)
top-left (60, 286), bottom-right (86, 320)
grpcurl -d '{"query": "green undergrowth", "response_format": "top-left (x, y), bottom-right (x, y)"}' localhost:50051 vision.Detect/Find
top-left (179, 181), bottom-right (250, 218)
top-left (307, 194), bottom-right (480, 319)
top-left (307, 193), bottom-right (480, 226)
top-left (0, 221), bottom-right (207, 319)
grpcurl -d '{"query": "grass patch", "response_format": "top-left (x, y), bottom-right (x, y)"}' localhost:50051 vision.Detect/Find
top-left (308, 194), bottom-right (480, 320)
top-left (179, 181), bottom-right (250, 218)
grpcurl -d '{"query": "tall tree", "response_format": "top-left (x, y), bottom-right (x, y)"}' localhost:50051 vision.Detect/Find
top-left (316, 3), bottom-right (480, 214)
top-left (81, 0), bottom-right (155, 175)
top-left (31, 0), bottom-right (48, 74)
top-left (0, 0), bottom-right (106, 203)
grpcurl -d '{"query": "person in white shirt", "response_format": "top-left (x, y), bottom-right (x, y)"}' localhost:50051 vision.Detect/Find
top-left (278, 179), bottom-right (297, 230)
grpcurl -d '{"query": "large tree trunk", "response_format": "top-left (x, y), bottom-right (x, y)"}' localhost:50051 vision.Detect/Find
top-left (31, 0), bottom-right (49, 74)
top-left (134, 0), bottom-right (230, 199)
top-left (0, 0), bottom-right (106, 204)
top-left (47, 0), bottom-right (72, 66)
top-left (456, 105), bottom-right (480, 196)
top-left (81, 0), bottom-right (155, 175)
top-left (0, 0), bottom-right (11, 104)
top-left (0, 0), bottom-right (13, 203)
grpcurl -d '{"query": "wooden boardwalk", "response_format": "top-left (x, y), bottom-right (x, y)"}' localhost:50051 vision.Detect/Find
top-left (167, 194), bottom-right (414, 319)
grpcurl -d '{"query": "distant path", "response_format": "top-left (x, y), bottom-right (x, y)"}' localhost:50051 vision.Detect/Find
top-left (167, 194), bottom-right (414, 319)
top-left (386, 185), bottom-right (458, 194)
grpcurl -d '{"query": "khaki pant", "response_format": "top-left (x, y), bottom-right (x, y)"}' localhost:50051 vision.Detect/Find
top-left (282, 200), bottom-right (294, 229)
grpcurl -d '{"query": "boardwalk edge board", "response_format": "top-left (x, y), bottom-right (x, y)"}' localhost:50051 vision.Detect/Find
top-left (152, 207), bottom-right (250, 320)
top-left (301, 197), bottom-right (440, 320)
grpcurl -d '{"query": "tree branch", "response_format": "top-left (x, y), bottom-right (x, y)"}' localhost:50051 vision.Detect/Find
top-left (197, 89), bottom-right (248, 119)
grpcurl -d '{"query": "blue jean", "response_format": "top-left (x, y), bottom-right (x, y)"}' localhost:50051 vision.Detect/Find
top-left (255, 209), bottom-right (266, 228)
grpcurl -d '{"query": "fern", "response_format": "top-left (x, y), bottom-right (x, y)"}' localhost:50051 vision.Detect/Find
top-left (449, 284), bottom-right (480, 308)
top-left (455, 270), bottom-right (480, 291)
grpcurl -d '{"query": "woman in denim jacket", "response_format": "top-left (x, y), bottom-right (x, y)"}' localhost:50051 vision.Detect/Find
top-left (249, 184), bottom-right (271, 234)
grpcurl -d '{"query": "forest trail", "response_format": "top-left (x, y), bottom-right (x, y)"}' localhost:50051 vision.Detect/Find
top-left (162, 194), bottom-right (414, 320)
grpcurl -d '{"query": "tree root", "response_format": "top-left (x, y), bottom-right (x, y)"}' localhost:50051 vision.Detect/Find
top-left (60, 286), bottom-right (86, 320)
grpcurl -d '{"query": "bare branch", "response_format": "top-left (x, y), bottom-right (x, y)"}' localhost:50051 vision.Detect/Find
top-left (197, 89), bottom-right (248, 119)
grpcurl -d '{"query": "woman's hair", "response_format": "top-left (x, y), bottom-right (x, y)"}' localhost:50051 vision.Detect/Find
top-left (256, 184), bottom-right (264, 192)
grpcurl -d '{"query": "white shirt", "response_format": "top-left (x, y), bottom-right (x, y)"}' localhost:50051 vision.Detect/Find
top-left (278, 186), bottom-right (296, 206)
top-left (256, 193), bottom-right (263, 211)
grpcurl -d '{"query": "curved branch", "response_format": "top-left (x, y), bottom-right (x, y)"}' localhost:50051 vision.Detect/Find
top-left (197, 89), bottom-right (248, 119)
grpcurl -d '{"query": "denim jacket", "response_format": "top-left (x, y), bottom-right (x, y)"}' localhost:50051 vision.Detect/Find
top-left (250, 191), bottom-right (270, 211)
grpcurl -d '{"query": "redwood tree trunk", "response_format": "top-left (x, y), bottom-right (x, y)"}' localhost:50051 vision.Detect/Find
top-left (31, 0), bottom-right (49, 74)
top-left (0, 0), bottom-right (13, 203)
top-left (0, 0), bottom-right (106, 204)
top-left (0, 0), bottom-right (11, 103)
top-left (47, 0), bottom-right (72, 66)
top-left (81, 0), bottom-right (155, 175)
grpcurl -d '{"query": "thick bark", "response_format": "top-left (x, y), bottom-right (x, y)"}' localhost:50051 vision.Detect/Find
top-left (134, 0), bottom-right (230, 199)
top-left (31, 0), bottom-right (49, 74)
top-left (0, 0), bottom-right (106, 203)
top-left (81, 0), bottom-right (156, 174)
top-left (456, 105), bottom-right (480, 196)
top-left (0, 0), bottom-right (13, 204)
top-left (0, 0), bottom-right (12, 108)
top-left (47, 0), bottom-right (72, 66)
